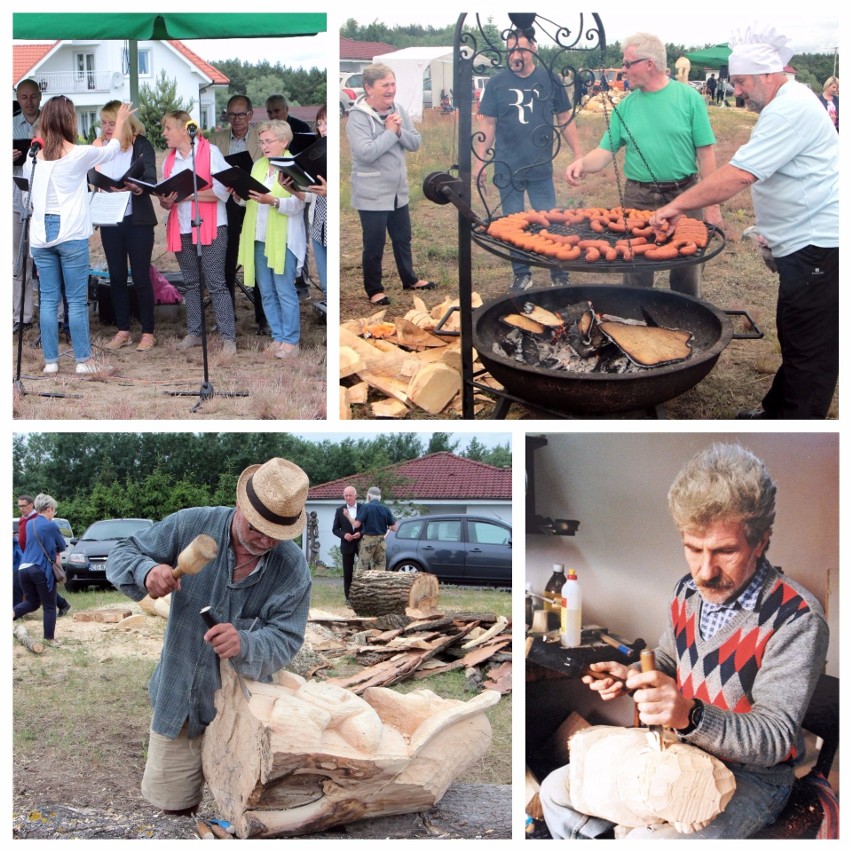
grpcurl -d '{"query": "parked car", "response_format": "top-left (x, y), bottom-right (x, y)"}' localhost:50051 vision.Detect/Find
top-left (13, 516), bottom-right (74, 566)
top-left (384, 514), bottom-right (511, 587)
top-left (340, 71), bottom-right (364, 115)
top-left (64, 517), bottom-right (153, 592)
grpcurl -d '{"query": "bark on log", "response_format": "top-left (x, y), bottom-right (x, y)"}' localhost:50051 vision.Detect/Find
top-left (349, 571), bottom-right (439, 617)
top-left (201, 663), bottom-right (501, 837)
top-left (14, 624), bottom-right (44, 653)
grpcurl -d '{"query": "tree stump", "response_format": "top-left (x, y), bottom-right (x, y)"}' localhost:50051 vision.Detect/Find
top-left (202, 664), bottom-right (501, 837)
top-left (349, 570), bottom-right (439, 617)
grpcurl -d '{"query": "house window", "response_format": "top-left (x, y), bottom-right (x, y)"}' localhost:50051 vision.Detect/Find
top-left (75, 52), bottom-right (96, 90)
top-left (78, 110), bottom-right (98, 140)
top-left (138, 49), bottom-right (152, 78)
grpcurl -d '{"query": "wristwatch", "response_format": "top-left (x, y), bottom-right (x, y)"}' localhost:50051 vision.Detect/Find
top-left (678, 699), bottom-right (704, 735)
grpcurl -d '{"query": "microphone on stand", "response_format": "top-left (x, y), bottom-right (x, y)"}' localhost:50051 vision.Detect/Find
top-left (29, 137), bottom-right (44, 158)
top-left (186, 119), bottom-right (199, 138)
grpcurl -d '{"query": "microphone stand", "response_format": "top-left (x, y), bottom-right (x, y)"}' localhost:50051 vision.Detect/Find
top-left (13, 142), bottom-right (81, 400)
top-left (164, 123), bottom-right (247, 412)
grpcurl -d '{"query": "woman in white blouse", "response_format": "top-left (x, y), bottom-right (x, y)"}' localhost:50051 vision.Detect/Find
top-left (235, 120), bottom-right (306, 359)
top-left (23, 96), bottom-right (134, 374)
top-left (92, 99), bottom-right (158, 352)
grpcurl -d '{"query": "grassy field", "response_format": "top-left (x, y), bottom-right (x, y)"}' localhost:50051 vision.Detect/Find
top-left (13, 577), bottom-right (512, 822)
top-left (339, 102), bottom-right (838, 420)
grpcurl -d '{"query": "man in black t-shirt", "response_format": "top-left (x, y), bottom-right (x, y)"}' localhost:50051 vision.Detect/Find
top-left (476, 27), bottom-right (583, 292)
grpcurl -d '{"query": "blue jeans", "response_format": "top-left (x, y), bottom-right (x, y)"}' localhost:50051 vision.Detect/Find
top-left (254, 243), bottom-right (300, 345)
top-left (497, 176), bottom-right (557, 278)
top-left (31, 214), bottom-right (92, 363)
top-left (312, 238), bottom-right (327, 296)
top-left (540, 761), bottom-right (793, 839)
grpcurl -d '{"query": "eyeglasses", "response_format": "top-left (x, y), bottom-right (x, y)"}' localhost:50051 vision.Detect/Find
top-left (227, 111), bottom-right (249, 120)
top-left (622, 58), bottom-right (649, 69)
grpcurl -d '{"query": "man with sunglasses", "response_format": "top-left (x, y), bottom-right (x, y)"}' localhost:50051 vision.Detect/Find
top-left (565, 32), bottom-right (722, 297)
top-left (210, 95), bottom-right (263, 320)
top-left (106, 458), bottom-right (311, 816)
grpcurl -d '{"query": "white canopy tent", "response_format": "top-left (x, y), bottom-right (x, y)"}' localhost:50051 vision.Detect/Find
top-left (374, 45), bottom-right (454, 121)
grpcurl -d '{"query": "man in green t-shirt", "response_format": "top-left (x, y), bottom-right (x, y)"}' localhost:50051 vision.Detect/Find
top-left (565, 33), bottom-right (723, 297)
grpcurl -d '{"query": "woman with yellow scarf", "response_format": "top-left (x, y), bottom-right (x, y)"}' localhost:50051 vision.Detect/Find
top-left (236, 120), bottom-right (306, 359)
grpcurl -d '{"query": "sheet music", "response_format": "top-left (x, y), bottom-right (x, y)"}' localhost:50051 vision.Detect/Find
top-left (90, 191), bottom-right (131, 226)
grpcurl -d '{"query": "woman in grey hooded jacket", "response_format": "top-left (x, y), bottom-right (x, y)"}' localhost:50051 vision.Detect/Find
top-left (347, 63), bottom-right (436, 305)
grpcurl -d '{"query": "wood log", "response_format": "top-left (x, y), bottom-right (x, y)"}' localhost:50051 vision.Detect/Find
top-left (139, 594), bottom-right (171, 619)
top-left (357, 371), bottom-right (410, 405)
top-left (370, 398), bottom-right (409, 418)
top-left (14, 624), bottom-right (44, 653)
top-left (72, 608), bottom-right (133, 623)
top-left (201, 664), bottom-right (501, 837)
top-left (339, 346), bottom-right (365, 379)
top-left (349, 570), bottom-right (439, 617)
top-left (568, 725), bottom-right (736, 834)
top-left (407, 363), bottom-right (461, 414)
top-left (339, 386), bottom-right (352, 420)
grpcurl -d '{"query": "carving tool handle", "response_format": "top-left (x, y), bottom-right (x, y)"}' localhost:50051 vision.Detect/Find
top-left (639, 649), bottom-right (664, 748)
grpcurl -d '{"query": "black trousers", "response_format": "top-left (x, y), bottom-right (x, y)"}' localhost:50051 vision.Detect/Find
top-left (100, 217), bottom-right (156, 334)
top-left (342, 550), bottom-right (356, 600)
top-left (762, 245), bottom-right (838, 419)
top-left (225, 198), bottom-right (267, 327)
top-left (358, 204), bottom-right (418, 297)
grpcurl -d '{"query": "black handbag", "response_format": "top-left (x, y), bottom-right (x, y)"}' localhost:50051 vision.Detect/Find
top-left (31, 520), bottom-right (66, 584)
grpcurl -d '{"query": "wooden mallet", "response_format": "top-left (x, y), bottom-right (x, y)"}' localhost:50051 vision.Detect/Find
top-left (172, 534), bottom-right (219, 581)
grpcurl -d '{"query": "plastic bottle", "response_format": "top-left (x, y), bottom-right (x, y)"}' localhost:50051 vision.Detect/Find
top-left (543, 564), bottom-right (566, 612)
top-left (560, 569), bottom-right (582, 648)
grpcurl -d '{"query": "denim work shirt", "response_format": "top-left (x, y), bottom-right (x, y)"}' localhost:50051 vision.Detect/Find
top-left (106, 506), bottom-right (311, 739)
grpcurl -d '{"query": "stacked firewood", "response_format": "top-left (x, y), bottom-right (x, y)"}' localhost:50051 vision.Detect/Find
top-left (307, 609), bottom-right (512, 695)
top-left (339, 293), bottom-right (503, 418)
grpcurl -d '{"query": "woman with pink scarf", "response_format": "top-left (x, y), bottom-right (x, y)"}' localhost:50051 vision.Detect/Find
top-left (159, 110), bottom-right (236, 355)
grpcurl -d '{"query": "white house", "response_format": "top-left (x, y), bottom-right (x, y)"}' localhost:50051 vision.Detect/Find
top-left (305, 452), bottom-right (512, 566)
top-left (13, 39), bottom-right (229, 138)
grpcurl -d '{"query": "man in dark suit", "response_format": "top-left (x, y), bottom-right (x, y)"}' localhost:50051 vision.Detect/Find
top-left (332, 485), bottom-right (361, 604)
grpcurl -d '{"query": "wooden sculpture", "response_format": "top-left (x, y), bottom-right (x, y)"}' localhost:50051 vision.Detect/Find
top-left (202, 663), bottom-right (501, 837)
top-left (568, 726), bottom-right (736, 834)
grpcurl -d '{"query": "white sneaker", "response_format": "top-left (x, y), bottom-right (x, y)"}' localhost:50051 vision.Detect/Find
top-left (43, 362), bottom-right (59, 374)
top-left (220, 340), bottom-right (237, 356)
top-left (76, 361), bottom-right (100, 374)
top-left (176, 334), bottom-right (203, 351)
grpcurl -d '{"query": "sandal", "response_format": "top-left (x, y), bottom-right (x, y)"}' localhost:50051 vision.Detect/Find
top-left (136, 333), bottom-right (156, 352)
top-left (403, 280), bottom-right (437, 291)
top-left (104, 330), bottom-right (132, 350)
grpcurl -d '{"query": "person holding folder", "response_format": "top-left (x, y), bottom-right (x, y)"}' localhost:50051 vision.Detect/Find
top-left (158, 110), bottom-right (236, 355)
top-left (235, 120), bottom-right (306, 360)
top-left (92, 100), bottom-right (158, 352)
top-left (23, 96), bottom-right (134, 375)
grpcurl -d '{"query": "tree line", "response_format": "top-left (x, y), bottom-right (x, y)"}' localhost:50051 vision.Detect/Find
top-left (342, 18), bottom-right (838, 93)
top-left (12, 433), bottom-right (511, 532)
top-left (133, 58), bottom-right (326, 149)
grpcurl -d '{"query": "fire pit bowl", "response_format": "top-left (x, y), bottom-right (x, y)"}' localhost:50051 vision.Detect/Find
top-left (474, 284), bottom-right (760, 415)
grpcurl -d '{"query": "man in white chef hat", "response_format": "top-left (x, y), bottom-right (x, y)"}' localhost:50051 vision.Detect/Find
top-left (652, 24), bottom-right (838, 421)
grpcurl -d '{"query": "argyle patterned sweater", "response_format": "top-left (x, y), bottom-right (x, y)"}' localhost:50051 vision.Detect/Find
top-left (654, 560), bottom-right (829, 784)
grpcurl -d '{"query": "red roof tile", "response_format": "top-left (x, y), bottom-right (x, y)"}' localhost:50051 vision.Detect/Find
top-left (168, 40), bottom-right (229, 85)
top-left (308, 453), bottom-right (512, 501)
top-left (13, 43), bottom-right (58, 85)
top-left (340, 36), bottom-right (395, 61)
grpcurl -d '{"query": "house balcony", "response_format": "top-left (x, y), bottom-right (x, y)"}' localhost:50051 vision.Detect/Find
top-left (34, 70), bottom-right (125, 96)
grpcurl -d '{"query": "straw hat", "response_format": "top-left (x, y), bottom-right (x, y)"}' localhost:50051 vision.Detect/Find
top-left (236, 458), bottom-right (309, 540)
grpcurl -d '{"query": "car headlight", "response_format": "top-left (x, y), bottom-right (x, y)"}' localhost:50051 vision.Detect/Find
top-left (68, 553), bottom-right (87, 565)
